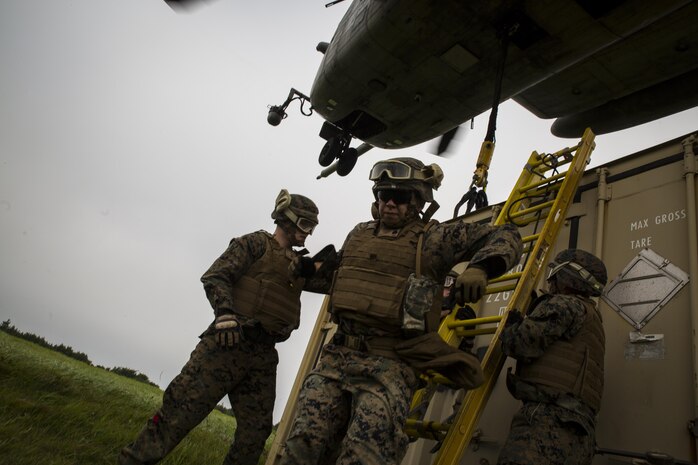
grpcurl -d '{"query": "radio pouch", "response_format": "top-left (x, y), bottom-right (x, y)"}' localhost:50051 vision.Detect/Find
top-left (401, 220), bottom-right (438, 337)
top-left (402, 273), bottom-right (438, 336)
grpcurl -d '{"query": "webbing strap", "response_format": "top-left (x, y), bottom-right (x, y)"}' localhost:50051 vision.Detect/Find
top-left (415, 220), bottom-right (437, 279)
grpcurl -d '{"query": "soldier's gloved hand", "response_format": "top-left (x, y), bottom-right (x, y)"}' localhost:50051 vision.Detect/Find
top-left (455, 266), bottom-right (488, 304)
top-left (214, 314), bottom-right (241, 348)
top-left (504, 309), bottom-right (524, 327)
top-left (290, 256), bottom-right (316, 278)
top-left (313, 244), bottom-right (337, 263)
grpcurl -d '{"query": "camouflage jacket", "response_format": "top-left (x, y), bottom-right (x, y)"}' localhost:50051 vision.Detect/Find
top-left (501, 293), bottom-right (589, 362)
top-left (501, 293), bottom-right (599, 425)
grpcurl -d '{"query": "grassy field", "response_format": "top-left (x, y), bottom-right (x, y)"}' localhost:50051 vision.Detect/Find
top-left (0, 330), bottom-right (275, 465)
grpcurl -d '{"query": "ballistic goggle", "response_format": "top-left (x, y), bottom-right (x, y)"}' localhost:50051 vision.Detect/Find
top-left (369, 160), bottom-right (429, 182)
top-left (547, 260), bottom-right (604, 294)
top-left (375, 189), bottom-right (413, 204)
top-left (284, 209), bottom-right (317, 234)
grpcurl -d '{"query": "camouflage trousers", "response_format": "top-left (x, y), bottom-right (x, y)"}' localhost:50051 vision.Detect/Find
top-left (118, 334), bottom-right (278, 465)
top-left (279, 344), bottom-right (417, 465)
top-left (497, 402), bottom-right (595, 465)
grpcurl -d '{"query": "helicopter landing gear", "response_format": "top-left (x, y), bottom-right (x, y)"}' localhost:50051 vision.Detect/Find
top-left (317, 122), bottom-right (360, 175)
top-left (318, 137), bottom-right (342, 167)
top-left (318, 132), bottom-right (358, 176)
top-left (336, 147), bottom-right (358, 176)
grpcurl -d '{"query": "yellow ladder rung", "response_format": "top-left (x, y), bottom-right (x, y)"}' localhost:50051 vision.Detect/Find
top-left (510, 214), bottom-right (552, 227)
top-left (405, 419), bottom-right (451, 432)
top-left (549, 143), bottom-right (580, 157)
top-left (521, 184), bottom-right (563, 199)
top-left (488, 271), bottom-right (523, 284)
top-left (525, 158), bottom-right (569, 176)
top-left (404, 419), bottom-right (452, 437)
top-left (508, 209), bottom-right (551, 225)
top-left (447, 315), bottom-right (503, 329)
top-left (522, 233), bottom-right (540, 243)
top-left (457, 327), bottom-right (496, 337)
top-left (508, 199), bottom-right (555, 218)
top-left (518, 171), bottom-right (568, 193)
top-left (485, 283), bottom-right (517, 294)
top-left (525, 145), bottom-right (578, 170)
top-left (529, 144), bottom-right (579, 167)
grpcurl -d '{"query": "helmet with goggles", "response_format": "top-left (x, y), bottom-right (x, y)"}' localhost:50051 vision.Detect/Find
top-left (271, 189), bottom-right (319, 234)
top-left (369, 157), bottom-right (443, 203)
top-left (547, 249), bottom-right (607, 297)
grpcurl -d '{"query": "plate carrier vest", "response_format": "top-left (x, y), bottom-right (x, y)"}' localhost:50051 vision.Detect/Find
top-left (330, 220), bottom-right (438, 331)
top-left (517, 295), bottom-right (605, 412)
top-left (230, 231), bottom-right (304, 339)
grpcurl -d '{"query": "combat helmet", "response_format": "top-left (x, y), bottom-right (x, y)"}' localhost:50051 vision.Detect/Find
top-left (547, 249), bottom-right (607, 297)
top-left (369, 157), bottom-right (444, 203)
top-left (271, 189), bottom-right (319, 234)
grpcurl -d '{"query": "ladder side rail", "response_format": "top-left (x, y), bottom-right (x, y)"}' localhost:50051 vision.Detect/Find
top-left (264, 297), bottom-right (334, 465)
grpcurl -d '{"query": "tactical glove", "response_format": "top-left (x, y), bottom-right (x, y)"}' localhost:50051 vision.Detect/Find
top-left (290, 256), bottom-right (316, 278)
top-left (504, 309), bottom-right (524, 327)
top-left (455, 266), bottom-right (488, 304)
top-left (214, 314), bottom-right (241, 348)
top-left (290, 244), bottom-right (338, 278)
top-left (455, 305), bottom-right (477, 353)
top-left (312, 244), bottom-right (337, 263)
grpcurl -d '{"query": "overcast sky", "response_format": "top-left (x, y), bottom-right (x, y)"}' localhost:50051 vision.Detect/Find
top-left (1, 0), bottom-right (697, 422)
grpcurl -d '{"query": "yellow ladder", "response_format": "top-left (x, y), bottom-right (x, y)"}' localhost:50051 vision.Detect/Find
top-left (404, 128), bottom-right (596, 465)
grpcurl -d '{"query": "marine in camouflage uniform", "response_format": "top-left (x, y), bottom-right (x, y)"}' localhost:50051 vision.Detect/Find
top-left (118, 190), bottom-right (322, 465)
top-left (279, 158), bottom-right (523, 465)
top-left (497, 249), bottom-right (608, 465)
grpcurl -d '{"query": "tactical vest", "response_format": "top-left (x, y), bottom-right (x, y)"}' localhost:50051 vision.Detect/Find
top-left (230, 232), bottom-right (304, 338)
top-left (517, 296), bottom-right (605, 412)
top-left (330, 221), bottom-right (437, 331)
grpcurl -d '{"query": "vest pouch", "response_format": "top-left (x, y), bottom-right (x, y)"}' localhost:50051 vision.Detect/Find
top-left (402, 273), bottom-right (438, 336)
top-left (331, 266), bottom-right (404, 326)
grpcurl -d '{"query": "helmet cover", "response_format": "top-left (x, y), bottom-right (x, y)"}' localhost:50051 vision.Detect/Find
top-left (547, 249), bottom-right (607, 296)
top-left (271, 189), bottom-right (319, 233)
top-left (370, 157), bottom-right (443, 202)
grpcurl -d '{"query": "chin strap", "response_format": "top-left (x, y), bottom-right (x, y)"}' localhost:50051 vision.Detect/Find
top-left (422, 201), bottom-right (440, 222)
top-left (370, 202), bottom-right (379, 219)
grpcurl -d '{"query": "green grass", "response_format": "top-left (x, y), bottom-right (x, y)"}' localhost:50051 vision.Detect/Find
top-left (0, 330), bottom-right (276, 465)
